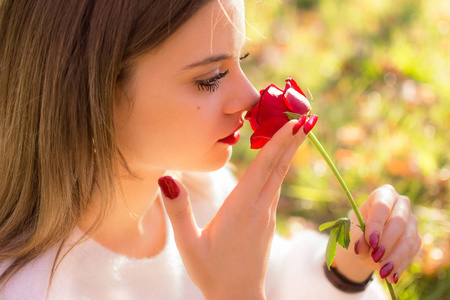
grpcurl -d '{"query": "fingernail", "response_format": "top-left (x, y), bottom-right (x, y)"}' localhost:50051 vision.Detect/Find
top-left (158, 176), bottom-right (179, 199)
top-left (371, 246), bottom-right (385, 263)
top-left (353, 239), bottom-right (360, 255)
top-left (369, 232), bottom-right (380, 249)
top-left (393, 273), bottom-right (399, 284)
top-left (380, 263), bottom-right (394, 279)
top-left (292, 115), bottom-right (307, 135)
top-left (303, 115), bottom-right (318, 135)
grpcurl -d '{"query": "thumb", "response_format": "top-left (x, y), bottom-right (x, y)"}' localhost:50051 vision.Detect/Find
top-left (158, 176), bottom-right (199, 248)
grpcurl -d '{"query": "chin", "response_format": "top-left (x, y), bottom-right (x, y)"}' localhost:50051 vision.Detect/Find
top-left (135, 147), bottom-right (233, 174)
top-left (184, 148), bottom-right (232, 173)
top-left (192, 158), bottom-right (231, 173)
top-left (208, 147), bottom-right (233, 171)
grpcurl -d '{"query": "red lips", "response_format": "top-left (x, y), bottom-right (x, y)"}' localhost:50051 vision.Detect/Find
top-left (218, 131), bottom-right (240, 145)
top-left (218, 123), bottom-right (243, 145)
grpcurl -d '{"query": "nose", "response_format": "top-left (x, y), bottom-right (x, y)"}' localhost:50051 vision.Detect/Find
top-left (223, 69), bottom-right (259, 115)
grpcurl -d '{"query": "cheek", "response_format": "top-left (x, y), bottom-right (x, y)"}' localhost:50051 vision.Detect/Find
top-left (114, 76), bottom-right (229, 171)
top-left (116, 99), bottom-right (218, 162)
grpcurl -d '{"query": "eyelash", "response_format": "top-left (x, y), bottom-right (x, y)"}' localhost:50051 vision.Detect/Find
top-left (195, 53), bottom-right (250, 93)
top-left (196, 70), bottom-right (229, 93)
top-left (240, 52), bottom-right (250, 60)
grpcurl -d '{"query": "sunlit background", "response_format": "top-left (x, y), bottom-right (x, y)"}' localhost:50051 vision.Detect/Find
top-left (232, 0), bottom-right (450, 299)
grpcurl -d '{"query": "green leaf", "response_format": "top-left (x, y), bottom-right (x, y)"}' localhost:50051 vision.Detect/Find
top-left (319, 217), bottom-right (348, 232)
top-left (336, 218), bottom-right (351, 249)
top-left (320, 218), bottom-right (351, 266)
top-left (319, 219), bottom-right (340, 231)
top-left (325, 227), bottom-right (339, 270)
top-left (284, 112), bottom-right (303, 120)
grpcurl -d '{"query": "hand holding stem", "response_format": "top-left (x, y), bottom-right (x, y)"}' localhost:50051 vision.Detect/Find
top-left (308, 129), bottom-right (420, 300)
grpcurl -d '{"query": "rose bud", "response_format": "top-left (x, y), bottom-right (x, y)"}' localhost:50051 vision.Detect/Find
top-left (245, 77), bottom-right (311, 149)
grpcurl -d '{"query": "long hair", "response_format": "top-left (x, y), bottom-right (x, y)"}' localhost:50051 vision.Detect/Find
top-left (0, 0), bottom-right (211, 286)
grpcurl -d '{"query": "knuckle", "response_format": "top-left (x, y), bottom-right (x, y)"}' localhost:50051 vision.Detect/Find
top-left (267, 214), bottom-right (277, 233)
top-left (381, 184), bottom-right (396, 193)
top-left (405, 232), bottom-right (417, 247)
top-left (171, 207), bottom-right (191, 223)
top-left (261, 160), bottom-right (276, 177)
top-left (411, 214), bottom-right (418, 226)
top-left (367, 218), bottom-right (385, 231)
top-left (370, 200), bottom-right (391, 218)
top-left (274, 161), bottom-right (290, 179)
top-left (375, 184), bottom-right (398, 200)
top-left (400, 195), bottom-right (411, 209)
top-left (391, 215), bottom-right (408, 230)
top-left (254, 206), bottom-right (276, 232)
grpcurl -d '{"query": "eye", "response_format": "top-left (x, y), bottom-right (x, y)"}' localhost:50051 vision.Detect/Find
top-left (196, 70), bottom-right (229, 93)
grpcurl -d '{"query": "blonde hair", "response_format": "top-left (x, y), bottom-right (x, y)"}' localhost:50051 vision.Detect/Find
top-left (0, 0), bottom-right (211, 286)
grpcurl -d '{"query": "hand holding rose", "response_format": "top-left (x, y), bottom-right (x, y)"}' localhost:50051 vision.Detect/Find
top-left (245, 77), bottom-right (421, 297)
top-left (160, 76), bottom-right (420, 299)
top-left (159, 116), bottom-right (312, 299)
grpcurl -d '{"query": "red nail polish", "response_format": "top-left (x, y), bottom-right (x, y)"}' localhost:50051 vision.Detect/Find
top-left (303, 115), bottom-right (318, 135)
top-left (380, 263), bottom-right (394, 279)
top-left (393, 273), bottom-right (399, 284)
top-left (371, 246), bottom-right (385, 263)
top-left (158, 176), bottom-right (179, 199)
top-left (369, 232), bottom-right (379, 249)
top-left (292, 115), bottom-right (307, 135)
top-left (354, 239), bottom-right (360, 255)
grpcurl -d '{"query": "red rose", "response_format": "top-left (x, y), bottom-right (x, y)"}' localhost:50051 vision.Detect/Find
top-left (245, 77), bottom-right (311, 149)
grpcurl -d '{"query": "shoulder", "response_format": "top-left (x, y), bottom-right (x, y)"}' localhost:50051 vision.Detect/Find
top-left (0, 248), bottom-right (57, 300)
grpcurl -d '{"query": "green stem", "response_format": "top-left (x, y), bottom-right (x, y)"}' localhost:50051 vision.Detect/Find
top-left (307, 132), bottom-right (365, 232)
top-left (386, 279), bottom-right (397, 300)
top-left (307, 131), bottom-right (396, 299)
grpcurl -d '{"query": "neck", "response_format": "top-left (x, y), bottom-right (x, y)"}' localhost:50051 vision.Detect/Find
top-left (79, 168), bottom-right (168, 258)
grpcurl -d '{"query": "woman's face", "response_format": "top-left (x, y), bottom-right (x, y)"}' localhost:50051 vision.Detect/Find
top-left (114, 0), bottom-right (258, 174)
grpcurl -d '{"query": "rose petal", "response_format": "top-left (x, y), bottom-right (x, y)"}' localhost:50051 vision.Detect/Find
top-left (250, 117), bottom-right (287, 149)
top-left (257, 85), bottom-right (290, 123)
top-left (245, 103), bottom-right (260, 131)
top-left (284, 87), bottom-right (311, 115)
top-left (250, 136), bottom-right (271, 149)
top-left (285, 77), bottom-right (307, 98)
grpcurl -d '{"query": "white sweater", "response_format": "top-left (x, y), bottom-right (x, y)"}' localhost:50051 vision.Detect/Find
top-left (0, 167), bottom-right (387, 300)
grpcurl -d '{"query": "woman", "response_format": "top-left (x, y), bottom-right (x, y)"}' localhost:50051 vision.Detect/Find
top-left (0, 0), bottom-right (421, 299)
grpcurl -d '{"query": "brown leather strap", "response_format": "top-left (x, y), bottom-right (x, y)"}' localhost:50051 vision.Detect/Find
top-left (323, 263), bottom-right (374, 293)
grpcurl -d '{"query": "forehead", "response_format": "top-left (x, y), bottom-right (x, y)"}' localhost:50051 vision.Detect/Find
top-left (151, 0), bottom-right (246, 65)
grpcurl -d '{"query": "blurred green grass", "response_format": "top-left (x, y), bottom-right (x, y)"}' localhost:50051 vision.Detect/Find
top-left (232, 0), bottom-right (450, 298)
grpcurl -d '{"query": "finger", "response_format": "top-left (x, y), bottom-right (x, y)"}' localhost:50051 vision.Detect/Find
top-left (346, 210), bottom-right (370, 256)
top-left (378, 214), bottom-right (421, 283)
top-left (264, 123), bottom-right (307, 213)
top-left (158, 176), bottom-right (200, 248)
top-left (269, 190), bottom-right (281, 221)
top-left (232, 119), bottom-right (298, 203)
top-left (364, 185), bottom-right (398, 252)
top-left (376, 195), bottom-right (410, 259)
top-left (352, 226), bottom-right (371, 256)
top-left (387, 233), bottom-right (421, 285)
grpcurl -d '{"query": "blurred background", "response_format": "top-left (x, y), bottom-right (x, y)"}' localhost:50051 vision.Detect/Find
top-left (232, 0), bottom-right (450, 299)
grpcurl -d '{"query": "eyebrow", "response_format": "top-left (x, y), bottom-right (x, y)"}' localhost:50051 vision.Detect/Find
top-left (182, 54), bottom-right (231, 70)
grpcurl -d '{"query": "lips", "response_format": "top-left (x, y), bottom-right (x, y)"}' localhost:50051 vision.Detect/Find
top-left (218, 131), bottom-right (240, 145)
top-left (218, 123), bottom-right (243, 145)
